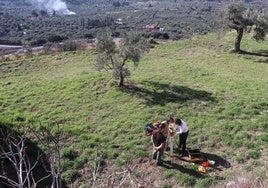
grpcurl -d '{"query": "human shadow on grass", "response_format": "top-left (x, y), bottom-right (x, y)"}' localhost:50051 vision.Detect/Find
top-left (0, 123), bottom-right (54, 188)
top-left (120, 81), bottom-right (215, 106)
top-left (178, 151), bottom-right (231, 172)
top-left (158, 160), bottom-right (205, 179)
top-left (201, 152), bottom-right (231, 171)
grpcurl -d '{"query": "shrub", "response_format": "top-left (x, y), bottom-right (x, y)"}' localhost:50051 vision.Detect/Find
top-left (159, 33), bottom-right (170, 40)
top-left (58, 40), bottom-right (79, 52)
top-left (84, 33), bottom-right (94, 39)
top-left (47, 35), bottom-right (64, 43)
top-left (30, 38), bottom-right (47, 46)
top-left (112, 1), bottom-right (121, 7)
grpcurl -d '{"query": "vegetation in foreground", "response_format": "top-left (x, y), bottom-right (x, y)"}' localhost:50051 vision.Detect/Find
top-left (0, 32), bottom-right (267, 187)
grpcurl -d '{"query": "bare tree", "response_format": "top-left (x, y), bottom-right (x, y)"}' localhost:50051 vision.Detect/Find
top-left (32, 123), bottom-right (64, 188)
top-left (0, 127), bottom-right (49, 188)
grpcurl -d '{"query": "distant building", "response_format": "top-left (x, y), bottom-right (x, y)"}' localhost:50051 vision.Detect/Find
top-left (145, 24), bottom-right (159, 30)
top-left (115, 18), bottom-right (123, 25)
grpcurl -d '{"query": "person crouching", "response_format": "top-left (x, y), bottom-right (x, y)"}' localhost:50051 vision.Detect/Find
top-left (151, 123), bottom-right (167, 165)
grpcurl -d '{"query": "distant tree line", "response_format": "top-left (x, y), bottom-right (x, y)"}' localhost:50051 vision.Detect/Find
top-left (0, 0), bottom-right (267, 47)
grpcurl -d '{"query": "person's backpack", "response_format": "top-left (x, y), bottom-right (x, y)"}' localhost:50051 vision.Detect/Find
top-left (144, 122), bottom-right (160, 136)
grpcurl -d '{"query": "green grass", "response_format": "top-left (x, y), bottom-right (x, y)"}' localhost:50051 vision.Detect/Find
top-left (0, 32), bottom-right (267, 187)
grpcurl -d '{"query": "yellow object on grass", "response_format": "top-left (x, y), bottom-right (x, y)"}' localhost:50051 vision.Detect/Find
top-left (198, 166), bottom-right (206, 173)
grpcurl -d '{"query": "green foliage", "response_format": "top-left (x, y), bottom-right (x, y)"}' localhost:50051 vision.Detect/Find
top-left (73, 155), bottom-right (88, 169)
top-left (58, 40), bottom-right (79, 52)
top-left (61, 169), bottom-right (77, 183)
top-left (47, 35), bottom-right (65, 43)
top-left (61, 147), bottom-right (78, 160)
top-left (253, 12), bottom-right (268, 41)
top-left (0, 0), bottom-right (238, 48)
top-left (95, 29), bottom-right (150, 86)
top-left (218, 2), bottom-right (268, 52)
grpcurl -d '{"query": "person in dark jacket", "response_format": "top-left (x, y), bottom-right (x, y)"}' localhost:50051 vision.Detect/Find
top-left (151, 122), bottom-right (167, 165)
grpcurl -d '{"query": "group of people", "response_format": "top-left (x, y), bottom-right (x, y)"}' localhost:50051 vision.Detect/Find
top-left (151, 117), bottom-right (189, 165)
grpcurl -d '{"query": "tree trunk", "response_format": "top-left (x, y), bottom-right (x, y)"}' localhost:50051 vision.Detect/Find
top-left (233, 28), bottom-right (243, 52)
top-left (119, 72), bottom-right (124, 87)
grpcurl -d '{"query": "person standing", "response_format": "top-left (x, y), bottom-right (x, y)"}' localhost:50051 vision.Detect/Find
top-left (151, 123), bottom-right (167, 165)
top-left (174, 118), bottom-right (189, 157)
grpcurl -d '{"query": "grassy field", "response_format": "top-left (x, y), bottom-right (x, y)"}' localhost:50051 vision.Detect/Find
top-left (0, 32), bottom-right (267, 187)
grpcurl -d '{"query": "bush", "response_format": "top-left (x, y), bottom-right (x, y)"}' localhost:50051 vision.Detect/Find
top-left (30, 38), bottom-right (47, 46)
top-left (112, 1), bottom-right (121, 7)
top-left (159, 33), bottom-right (170, 40)
top-left (84, 33), bottom-right (94, 39)
top-left (58, 40), bottom-right (79, 52)
top-left (47, 35), bottom-right (65, 43)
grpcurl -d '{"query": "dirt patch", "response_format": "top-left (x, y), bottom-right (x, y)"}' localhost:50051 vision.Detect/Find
top-left (74, 157), bottom-right (167, 188)
top-left (73, 151), bottom-right (230, 188)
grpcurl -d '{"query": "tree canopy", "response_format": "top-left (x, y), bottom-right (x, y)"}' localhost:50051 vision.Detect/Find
top-left (95, 30), bottom-right (150, 87)
top-left (220, 2), bottom-right (268, 52)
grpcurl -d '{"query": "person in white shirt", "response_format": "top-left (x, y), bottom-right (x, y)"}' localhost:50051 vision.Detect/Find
top-left (174, 118), bottom-right (189, 157)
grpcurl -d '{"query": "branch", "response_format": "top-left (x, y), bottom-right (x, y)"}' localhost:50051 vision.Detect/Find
top-left (0, 175), bottom-right (19, 188)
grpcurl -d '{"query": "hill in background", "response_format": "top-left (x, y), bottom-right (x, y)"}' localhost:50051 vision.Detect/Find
top-left (1, 0), bottom-right (267, 46)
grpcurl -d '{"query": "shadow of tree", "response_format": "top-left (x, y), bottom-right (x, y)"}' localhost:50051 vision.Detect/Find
top-left (257, 57), bottom-right (268, 63)
top-left (120, 81), bottom-right (215, 106)
top-left (239, 50), bottom-right (268, 57)
top-left (0, 123), bottom-right (52, 187)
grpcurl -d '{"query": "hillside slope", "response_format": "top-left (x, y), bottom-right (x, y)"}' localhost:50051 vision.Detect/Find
top-left (0, 32), bottom-right (267, 187)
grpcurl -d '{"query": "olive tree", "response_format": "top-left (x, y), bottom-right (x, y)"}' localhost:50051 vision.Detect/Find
top-left (219, 2), bottom-right (268, 52)
top-left (95, 30), bottom-right (150, 87)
